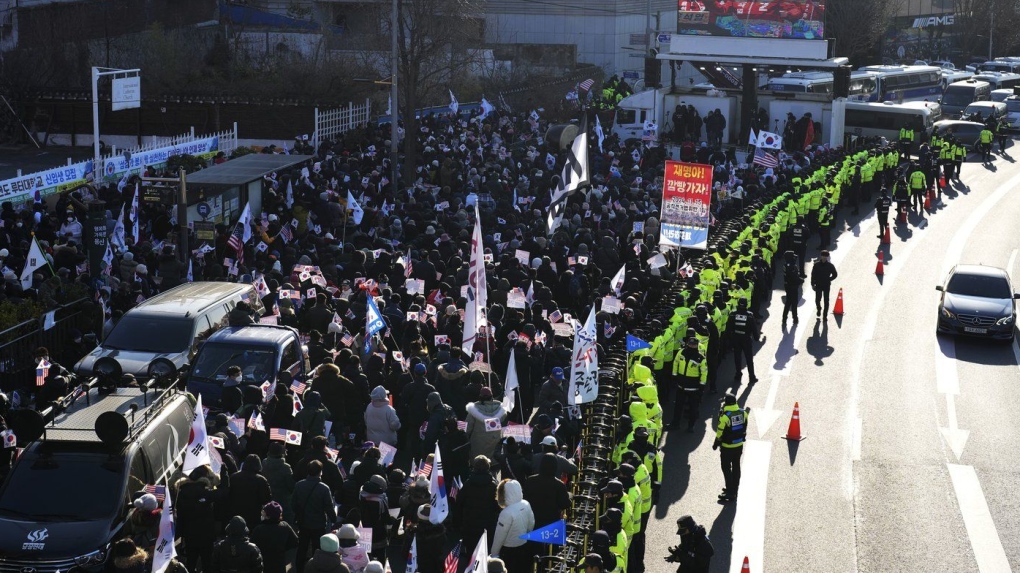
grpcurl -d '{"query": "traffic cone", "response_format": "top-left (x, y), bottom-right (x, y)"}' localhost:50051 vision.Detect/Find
top-left (924, 190), bottom-right (932, 211)
top-left (881, 226), bottom-right (891, 244)
top-left (897, 205), bottom-right (907, 224)
top-left (833, 288), bottom-right (844, 316)
top-left (783, 402), bottom-right (806, 441)
top-left (939, 175), bottom-right (946, 188)
top-left (875, 251), bottom-right (884, 276)
top-left (741, 556), bottom-right (750, 572)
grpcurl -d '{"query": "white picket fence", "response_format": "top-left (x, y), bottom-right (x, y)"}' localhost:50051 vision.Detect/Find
top-left (101, 123), bottom-right (239, 165)
top-left (312, 99), bottom-right (372, 149)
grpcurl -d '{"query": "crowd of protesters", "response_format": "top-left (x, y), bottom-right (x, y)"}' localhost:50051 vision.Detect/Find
top-left (0, 89), bottom-right (922, 573)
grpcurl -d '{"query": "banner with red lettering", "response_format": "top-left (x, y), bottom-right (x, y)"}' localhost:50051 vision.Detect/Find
top-left (660, 160), bottom-right (712, 250)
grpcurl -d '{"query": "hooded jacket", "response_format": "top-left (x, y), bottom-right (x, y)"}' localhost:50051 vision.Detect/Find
top-left (211, 516), bottom-right (264, 573)
top-left (261, 455), bottom-right (296, 523)
top-left (108, 545), bottom-right (149, 573)
top-left (304, 549), bottom-right (351, 573)
top-left (490, 480), bottom-right (534, 555)
top-left (465, 399), bottom-right (507, 460)
top-left (364, 399), bottom-right (401, 447)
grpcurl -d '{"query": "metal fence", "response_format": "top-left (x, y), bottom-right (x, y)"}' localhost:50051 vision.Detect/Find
top-left (0, 298), bottom-right (97, 392)
top-left (312, 99), bottom-right (372, 149)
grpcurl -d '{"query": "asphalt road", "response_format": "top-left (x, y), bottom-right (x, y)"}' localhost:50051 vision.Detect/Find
top-left (645, 147), bottom-right (1020, 573)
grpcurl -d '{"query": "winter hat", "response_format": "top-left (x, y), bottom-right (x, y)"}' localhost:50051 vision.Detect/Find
top-left (365, 562), bottom-right (385, 573)
top-left (122, 251), bottom-right (134, 261)
top-left (370, 385), bottom-right (388, 401)
top-left (262, 501), bottom-right (283, 522)
top-left (365, 474), bottom-right (388, 494)
top-left (478, 387), bottom-right (493, 400)
top-left (225, 515), bottom-right (248, 536)
top-left (320, 533), bottom-right (340, 553)
top-left (135, 264), bottom-right (147, 275)
top-left (417, 504), bottom-right (432, 521)
top-left (133, 493), bottom-right (158, 512)
top-left (337, 523), bottom-right (360, 541)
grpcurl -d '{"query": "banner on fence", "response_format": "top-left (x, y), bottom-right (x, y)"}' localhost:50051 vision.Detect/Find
top-left (659, 160), bottom-right (712, 250)
top-left (0, 161), bottom-right (94, 204)
top-left (101, 137), bottom-right (219, 180)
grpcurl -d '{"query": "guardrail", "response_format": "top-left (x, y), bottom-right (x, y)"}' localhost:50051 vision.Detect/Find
top-left (0, 297), bottom-right (96, 392)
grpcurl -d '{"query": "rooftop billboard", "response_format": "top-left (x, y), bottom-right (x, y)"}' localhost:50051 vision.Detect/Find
top-left (677, 1), bottom-right (825, 40)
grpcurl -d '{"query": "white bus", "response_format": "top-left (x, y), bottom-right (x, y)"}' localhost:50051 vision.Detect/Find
top-left (843, 101), bottom-right (935, 144)
top-left (855, 65), bottom-right (944, 103)
top-left (765, 71), bottom-right (876, 100)
top-left (971, 72), bottom-right (1020, 91)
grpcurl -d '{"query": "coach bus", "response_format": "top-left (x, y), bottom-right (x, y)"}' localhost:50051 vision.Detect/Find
top-left (854, 65), bottom-right (944, 103)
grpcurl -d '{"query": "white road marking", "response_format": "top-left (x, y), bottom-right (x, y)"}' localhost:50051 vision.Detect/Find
top-left (935, 336), bottom-right (960, 396)
top-left (939, 393), bottom-right (969, 461)
top-left (947, 464), bottom-right (1013, 573)
top-left (729, 440), bottom-right (771, 573)
top-left (754, 374), bottom-right (783, 438)
top-left (1008, 249), bottom-right (1018, 282)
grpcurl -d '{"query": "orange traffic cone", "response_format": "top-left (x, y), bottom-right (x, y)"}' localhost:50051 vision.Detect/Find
top-left (833, 288), bottom-right (844, 316)
top-left (875, 251), bottom-right (884, 276)
top-left (881, 226), bottom-right (891, 244)
top-left (783, 402), bottom-right (806, 441)
top-left (924, 190), bottom-right (932, 210)
top-left (939, 175), bottom-right (946, 188)
top-left (741, 556), bottom-right (750, 572)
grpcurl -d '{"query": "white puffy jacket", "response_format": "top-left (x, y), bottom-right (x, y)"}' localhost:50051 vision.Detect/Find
top-left (490, 479), bottom-right (535, 556)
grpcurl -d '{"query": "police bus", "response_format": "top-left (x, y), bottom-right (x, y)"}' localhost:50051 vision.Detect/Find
top-left (854, 65), bottom-right (944, 103)
top-left (765, 71), bottom-right (876, 100)
top-left (844, 101), bottom-right (935, 145)
top-left (971, 71), bottom-right (1020, 91)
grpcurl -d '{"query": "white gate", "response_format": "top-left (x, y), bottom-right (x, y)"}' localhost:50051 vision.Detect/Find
top-left (313, 99), bottom-right (372, 149)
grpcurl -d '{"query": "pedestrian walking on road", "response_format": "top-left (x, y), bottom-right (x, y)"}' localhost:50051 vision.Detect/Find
top-left (781, 251), bottom-right (804, 327)
top-left (810, 250), bottom-right (838, 319)
top-left (712, 393), bottom-right (749, 503)
top-left (727, 299), bottom-right (760, 385)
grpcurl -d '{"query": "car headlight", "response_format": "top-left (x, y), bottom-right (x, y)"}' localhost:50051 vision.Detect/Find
top-left (996, 315), bottom-right (1015, 325)
top-left (941, 307), bottom-right (956, 319)
top-left (75, 547), bottom-right (107, 566)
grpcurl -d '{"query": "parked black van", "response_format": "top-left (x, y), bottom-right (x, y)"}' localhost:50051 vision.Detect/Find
top-left (0, 384), bottom-right (195, 572)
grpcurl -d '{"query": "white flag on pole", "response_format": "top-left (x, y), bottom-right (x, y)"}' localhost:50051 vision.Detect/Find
top-left (429, 442), bottom-right (449, 524)
top-left (449, 90), bottom-right (459, 114)
top-left (131, 183), bottom-right (140, 240)
top-left (595, 115), bottom-right (605, 153)
top-left (464, 530), bottom-right (489, 573)
top-left (406, 537), bottom-right (418, 573)
top-left (461, 204), bottom-right (487, 356)
top-left (183, 394), bottom-right (212, 473)
top-left (347, 191), bottom-right (365, 225)
top-left (610, 264), bottom-right (626, 297)
top-left (150, 478), bottom-right (177, 573)
top-left (748, 129), bottom-right (758, 147)
top-left (237, 202), bottom-right (253, 244)
top-left (111, 204), bottom-right (126, 249)
top-left (567, 306), bottom-right (599, 405)
top-left (285, 179), bottom-right (295, 209)
top-left (547, 131), bottom-right (589, 235)
top-left (479, 97), bottom-right (495, 121)
top-left (20, 236), bottom-right (47, 290)
top-left (501, 356), bottom-right (519, 414)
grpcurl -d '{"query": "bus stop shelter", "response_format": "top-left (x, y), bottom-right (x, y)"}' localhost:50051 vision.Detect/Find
top-left (184, 154), bottom-right (313, 230)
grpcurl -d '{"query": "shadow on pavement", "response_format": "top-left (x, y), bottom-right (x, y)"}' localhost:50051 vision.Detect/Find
top-left (805, 319), bottom-right (832, 366)
top-left (707, 503), bottom-right (737, 573)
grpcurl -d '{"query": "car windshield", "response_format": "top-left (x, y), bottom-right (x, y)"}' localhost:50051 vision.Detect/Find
top-left (963, 104), bottom-right (990, 116)
top-left (941, 91), bottom-right (974, 106)
top-left (104, 316), bottom-right (193, 353)
top-left (946, 272), bottom-right (1012, 298)
top-left (0, 451), bottom-right (123, 520)
top-left (1006, 100), bottom-right (1020, 113)
top-left (191, 344), bottom-right (277, 384)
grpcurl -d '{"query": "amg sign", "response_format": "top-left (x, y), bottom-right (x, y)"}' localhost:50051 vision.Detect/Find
top-left (912, 14), bottom-right (954, 28)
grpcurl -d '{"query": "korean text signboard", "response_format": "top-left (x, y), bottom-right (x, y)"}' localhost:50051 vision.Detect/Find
top-left (660, 160), bottom-right (712, 250)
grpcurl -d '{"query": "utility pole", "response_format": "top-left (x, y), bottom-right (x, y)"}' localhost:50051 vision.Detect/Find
top-left (391, 0), bottom-right (400, 194)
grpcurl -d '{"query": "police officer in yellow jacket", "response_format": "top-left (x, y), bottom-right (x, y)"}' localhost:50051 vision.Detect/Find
top-left (670, 337), bottom-right (707, 432)
top-left (713, 392), bottom-right (749, 502)
top-left (979, 125), bottom-right (994, 163)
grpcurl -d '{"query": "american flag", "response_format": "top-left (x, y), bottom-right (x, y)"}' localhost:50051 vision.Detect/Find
top-left (449, 476), bottom-right (463, 500)
top-left (420, 461), bottom-right (433, 478)
top-left (279, 225), bottom-right (294, 243)
top-left (753, 147), bottom-right (779, 169)
top-left (290, 380), bottom-right (307, 395)
top-left (579, 78), bottom-right (595, 92)
top-left (604, 323), bottom-right (616, 338)
top-left (226, 219), bottom-right (245, 264)
top-left (404, 250), bottom-right (413, 278)
top-left (341, 332), bottom-right (355, 347)
top-left (269, 428), bottom-right (289, 442)
top-left (443, 542), bottom-right (462, 573)
top-left (143, 484), bottom-right (166, 503)
top-left (457, 420), bottom-right (467, 431)
top-left (35, 360), bottom-right (49, 387)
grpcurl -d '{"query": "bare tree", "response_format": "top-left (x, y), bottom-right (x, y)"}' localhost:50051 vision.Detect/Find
top-left (954, 0), bottom-right (1020, 61)
top-left (394, 0), bottom-right (483, 183)
top-left (825, 0), bottom-right (905, 65)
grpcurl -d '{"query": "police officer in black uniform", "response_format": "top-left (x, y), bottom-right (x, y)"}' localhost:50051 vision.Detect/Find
top-left (789, 220), bottom-right (808, 276)
top-left (781, 251), bottom-right (804, 327)
top-left (875, 188), bottom-right (892, 240)
top-left (727, 298), bottom-right (760, 384)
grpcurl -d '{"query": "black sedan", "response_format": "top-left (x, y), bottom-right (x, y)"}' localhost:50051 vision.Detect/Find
top-left (936, 264), bottom-right (1019, 342)
top-left (933, 120), bottom-right (986, 152)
